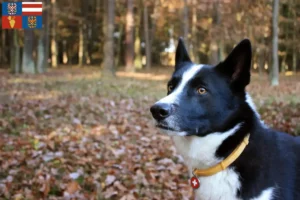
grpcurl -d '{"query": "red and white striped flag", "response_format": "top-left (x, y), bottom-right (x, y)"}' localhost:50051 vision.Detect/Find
top-left (22, 2), bottom-right (43, 16)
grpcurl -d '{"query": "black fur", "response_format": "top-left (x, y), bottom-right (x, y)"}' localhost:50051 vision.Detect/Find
top-left (150, 38), bottom-right (300, 199)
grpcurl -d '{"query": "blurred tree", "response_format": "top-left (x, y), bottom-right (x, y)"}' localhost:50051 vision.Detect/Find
top-left (209, 0), bottom-right (220, 65)
top-left (134, 0), bottom-right (142, 69)
top-left (143, 1), bottom-right (151, 69)
top-left (103, 0), bottom-right (116, 76)
top-left (115, 1), bottom-right (125, 68)
top-left (183, 0), bottom-right (189, 47)
top-left (1, 30), bottom-right (8, 65)
top-left (37, 0), bottom-right (50, 73)
top-left (292, 0), bottom-right (297, 73)
top-left (0, 0), bottom-right (300, 76)
top-left (51, 0), bottom-right (58, 68)
top-left (10, 30), bottom-right (20, 74)
top-left (78, 19), bottom-right (85, 67)
top-left (271, 0), bottom-right (280, 86)
top-left (125, 0), bottom-right (135, 72)
top-left (191, 0), bottom-right (199, 63)
top-left (22, 30), bottom-right (35, 74)
top-left (78, 1), bottom-right (88, 67)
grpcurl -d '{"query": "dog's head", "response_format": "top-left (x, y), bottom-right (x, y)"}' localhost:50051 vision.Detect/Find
top-left (150, 38), bottom-right (252, 137)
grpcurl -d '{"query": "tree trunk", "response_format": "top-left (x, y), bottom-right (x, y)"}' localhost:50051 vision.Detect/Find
top-left (37, 32), bottom-right (46, 73)
top-left (183, 0), bottom-right (189, 48)
top-left (78, 20), bottom-right (85, 67)
top-left (1, 30), bottom-right (8, 64)
top-left (62, 40), bottom-right (68, 64)
top-left (21, 0), bottom-right (35, 73)
top-left (78, 1), bottom-right (89, 67)
top-left (281, 53), bottom-right (286, 74)
top-left (210, 41), bottom-right (218, 65)
top-left (134, 25), bottom-right (142, 69)
top-left (134, 0), bottom-right (142, 69)
top-left (191, 0), bottom-right (199, 63)
top-left (102, 0), bottom-right (107, 40)
top-left (292, 0), bottom-right (297, 73)
top-left (10, 30), bottom-right (20, 74)
top-left (258, 50), bottom-right (264, 77)
top-left (0, 31), bottom-right (3, 64)
top-left (150, 0), bottom-right (159, 58)
top-left (271, 0), bottom-right (279, 86)
top-left (115, 23), bottom-right (124, 68)
top-left (292, 43), bottom-right (297, 73)
top-left (103, 0), bottom-right (115, 76)
top-left (85, 24), bottom-right (91, 65)
top-left (210, 0), bottom-right (220, 65)
top-left (101, 0), bottom-right (107, 67)
top-left (143, 3), bottom-right (151, 69)
top-left (218, 41), bottom-right (225, 62)
top-left (22, 30), bottom-right (35, 74)
top-left (51, 0), bottom-right (58, 68)
top-left (37, 0), bottom-right (49, 73)
top-left (125, 0), bottom-right (135, 72)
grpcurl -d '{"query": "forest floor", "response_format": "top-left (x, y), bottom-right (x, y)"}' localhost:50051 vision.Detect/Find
top-left (0, 67), bottom-right (300, 200)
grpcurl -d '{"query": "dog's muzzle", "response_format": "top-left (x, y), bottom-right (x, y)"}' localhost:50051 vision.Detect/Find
top-left (150, 103), bottom-right (174, 121)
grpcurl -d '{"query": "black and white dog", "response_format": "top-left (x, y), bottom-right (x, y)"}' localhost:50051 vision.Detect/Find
top-left (150, 38), bottom-right (300, 200)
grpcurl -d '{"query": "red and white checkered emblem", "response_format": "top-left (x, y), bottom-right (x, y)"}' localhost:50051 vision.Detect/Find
top-left (190, 176), bottom-right (200, 189)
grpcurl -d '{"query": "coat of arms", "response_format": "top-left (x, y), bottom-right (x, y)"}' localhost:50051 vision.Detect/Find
top-left (7, 3), bottom-right (17, 15)
top-left (28, 16), bottom-right (37, 28)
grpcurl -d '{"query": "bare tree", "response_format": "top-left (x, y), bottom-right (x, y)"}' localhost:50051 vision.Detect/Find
top-left (10, 30), bottom-right (20, 74)
top-left (125, 0), bottom-right (135, 72)
top-left (21, 0), bottom-right (36, 74)
top-left (22, 30), bottom-right (35, 74)
top-left (271, 0), bottom-right (279, 86)
top-left (292, 0), bottom-right (297, 73)
top-left (78, 20), bottom-right (84, 67)
top-left (37, 0), bottom-right (50, 73)
top-left (183, 0), bottom-right (189, 47)
top-left (78, 1), bottom-right (88, 67)
top-left (191, 0), bottom-right (198, 63)
top-left (51, 0), bottom-right (58, 68)
top-left (103, 0), bottom-right (115, 76)
top-left (134, 0), bottom-right (142, 69)
top-left (210, 0), bottom-right (221, 65)
top-left (1, 31), bottom-right (8, 64)
top-left (143, 1), bottom-right (151, 69)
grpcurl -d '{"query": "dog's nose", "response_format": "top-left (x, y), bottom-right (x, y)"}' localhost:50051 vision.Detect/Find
top-left (150, 103), bottom-right (172, 120)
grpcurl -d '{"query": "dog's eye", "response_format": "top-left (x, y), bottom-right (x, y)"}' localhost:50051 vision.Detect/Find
top-left (197, 87), bottom-right (206, 95)
top-left (168, 85), bottom-right (174, 92)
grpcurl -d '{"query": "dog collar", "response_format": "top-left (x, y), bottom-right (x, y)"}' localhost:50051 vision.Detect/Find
top-left (193, 133), bottom-right (250, 177)
top-left (190, 134), bottom-right (250, 189)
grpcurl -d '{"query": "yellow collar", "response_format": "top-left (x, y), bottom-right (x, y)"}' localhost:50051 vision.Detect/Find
top-left (193, 134), bottom-right (250, 177)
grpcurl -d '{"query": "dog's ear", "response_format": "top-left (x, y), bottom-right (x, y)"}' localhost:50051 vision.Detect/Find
top-left (216, 39), bottom-right (252, 91)
top-left (175, 37), bottom-right (192, 68)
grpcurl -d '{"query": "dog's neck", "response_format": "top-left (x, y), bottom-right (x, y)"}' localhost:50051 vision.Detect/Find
top-left (172, 123), bottom-right (243, 170)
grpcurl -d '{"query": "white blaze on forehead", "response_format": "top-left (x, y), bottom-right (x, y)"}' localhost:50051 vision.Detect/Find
top-left (157, 64), bottom-right (204, 105)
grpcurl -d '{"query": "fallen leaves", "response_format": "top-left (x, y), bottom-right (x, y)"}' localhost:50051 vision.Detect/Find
top-left (0, 69), bottom-right (299, 199)
top-left (65, 181), bottom-right (81, 195)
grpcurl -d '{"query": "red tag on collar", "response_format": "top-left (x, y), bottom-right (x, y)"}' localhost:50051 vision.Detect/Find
top-left (190, 176), bottom-right (200, 189)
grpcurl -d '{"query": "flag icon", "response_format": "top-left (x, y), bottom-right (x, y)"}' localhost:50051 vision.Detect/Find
top-left (22, 16), bottom-right (42, 29)
top-left (1, 2), bottom-right (43, 29)
top-left (2, 16), bottom-right (22, 29)
top-left (22, 2), bottom-right (43, 16)
top-left (2, 2), bottom-right (22, 16)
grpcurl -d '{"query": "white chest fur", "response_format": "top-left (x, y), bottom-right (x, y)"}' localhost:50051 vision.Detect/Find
top-left (172, 124), bottom-right (274, 200)
top-left (172, 125), bottom-right (242, 200)
top-left (194, 169), bottom-right (241, 200)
